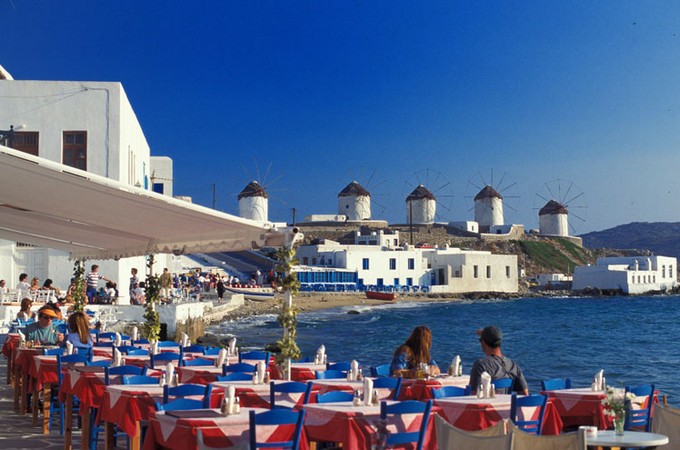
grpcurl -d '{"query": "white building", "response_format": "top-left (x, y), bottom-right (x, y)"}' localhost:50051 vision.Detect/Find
top-left (539, 200), bottom-right (569, 236)
top-left (572, 256), bottom-right (677, 294)
top-left (474, 185), bottom-right (504, 231)
top-left (0, 68), bottom-right (172, 294)
top-left (238, 180), bottom-right (268, 222)
top-left (295, 229), bottom-right (518, 293)
top-left (338, 181), bottom-right (371, 221)
top-left (406, 185), bottom-right (436, 224)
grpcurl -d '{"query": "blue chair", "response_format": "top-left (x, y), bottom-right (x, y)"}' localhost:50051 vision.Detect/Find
top-left (43, 347), bottom-right (65, 356)
top-left (432, 385), bottom-right (470, 399)
top-left (270, 381), bottom-right (312, 409)
top-left (239, 350), bottom-right (270, 364)
top-left (492, 377), bottom-right (513, 394)
top-left (51, 353), bottom-right (90, 434)
top-left (156, 340), bottom-right (181, 348)
top-left (541, 378), bottom-right (572, 391)
top-left (326, 362), bottom-right (352, 371)
top-left (132, 338), bottom-right (150, 345)
top-left (380, 400), bottom-right (433, 450)
top-left (182, 357), bottom-right (213, 367)
top-left (155, 397), bottom-right (206, 411)
top-left (373, 377), bottom-right (403, 401)
top-left (122, 375), bottom-right (160, 385)
top-left (86, 359), bottom-right (112, 368)
top-left (116, 345), bottom-right (140, 354)
top-left (104, 365), bottom-right (147, 385)
top-left (163, 383), bottom-right (213, 408)
top-left (183, 344), bottom-right (207, 353)
top-left (223, 362), bottom-right (256, 375)
top-left (216, 372), bottom-right (253, 382)
top-left (510, 393), bottom-right (548, 435)
top-left (370, 364), bottom-right (391, 377)
top-left (202, 347), bottom-right (222, 355)
top-left (150, 350), bottom-right (183, 369)
top-left (315, 370), bottom-right (347, 380)
top-left (126, 348), bottom-right (149, 356)
top-left (249, 409), bottom-right (306, 450)
top-left (625, 384), bottom-right (655, 432)
top-left (316, 391), bottom-right (354, 403)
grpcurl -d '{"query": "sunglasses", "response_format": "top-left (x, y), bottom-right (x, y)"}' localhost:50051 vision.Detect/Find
top-left (38, 314), bottom-right (53, 320)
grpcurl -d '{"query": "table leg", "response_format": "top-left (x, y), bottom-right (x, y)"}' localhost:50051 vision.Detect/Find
top-left (104, 422), bottom-right (114, 450)
top-left (42, 383), bottom-right (51, 434)
top-left (32, 382), bottom-right (40, 426)
top-left (20, 372), bottom-right (28, 414)
top-left (7, 348), bottom-right (13, 385)
top-left (64, 392), bottom-right (73, 450)
top-left (81, 405), bottom-right (91, 450)
top-left (13, 363), bottom-right (20, 412)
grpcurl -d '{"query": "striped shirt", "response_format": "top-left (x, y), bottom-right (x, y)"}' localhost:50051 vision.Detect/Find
top-left (86, 271), bottom-right (103, 288)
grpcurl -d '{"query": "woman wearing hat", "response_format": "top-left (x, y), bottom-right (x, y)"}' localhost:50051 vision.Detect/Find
top-left (23, 306), bottom-right (64, 345)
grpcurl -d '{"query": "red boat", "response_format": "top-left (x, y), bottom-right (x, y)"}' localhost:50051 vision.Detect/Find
top-left (365, 290), bottom-right (397, 302)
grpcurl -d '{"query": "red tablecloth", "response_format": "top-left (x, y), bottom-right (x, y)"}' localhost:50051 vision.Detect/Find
top-left (2, 333), bottom-right (19, 358)
top-left (177, 365), bottom-right (223, 384)
top-left (545, 388), bottom-right (614, 430)
top-left (400, 375), bottom-right (470, 400)
top-left (99, 384), bottom-right (166, 437)
top-left (212, 380), bottom-right (310, 410)
top-left (303, 401), bottom-right (438, 450)
top-left (142, 407), bottom-right (310, 450)
top-left (271, 362), bottom-right (327, 382)
top-left (433, 394), bottom-right (563, 435)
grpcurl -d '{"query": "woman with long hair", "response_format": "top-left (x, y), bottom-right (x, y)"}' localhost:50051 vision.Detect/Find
top-left (65, 311), bottom-right (93, 349)
top-left (29, 277), bottom-right (40, 291)
top-left (390, 325), bottom-right (440, 377)
top-left (16, 297), bottom-right (35, 321)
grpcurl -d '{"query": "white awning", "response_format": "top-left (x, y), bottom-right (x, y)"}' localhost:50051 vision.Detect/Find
top-left (0, 145), bottom-right (296, 260)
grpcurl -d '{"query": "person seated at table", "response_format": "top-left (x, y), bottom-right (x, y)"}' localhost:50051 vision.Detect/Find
top-left (41, 278), bottom-right (61, 296)
top-left (29, 276), bottom-right (41, 291)
top-left (16, 297), bottom-right (35, 321)
top-left (63, 311), bottom-right (93, 350)
top-left (23, 306), bottom-right (64, 345)
top-left (390, 325), bottom-right (440, 377)
top-left (469, 325), bottom-right (528, 395)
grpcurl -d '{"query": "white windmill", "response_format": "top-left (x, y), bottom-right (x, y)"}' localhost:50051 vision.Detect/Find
top-left (238, 180), bottom-right (268, 222)
top-left (403, 169), bottom-right (455, 225)
top-left (534, 178), bottom-right (587, 236)
top-left (338, 180), bottom-right (371, 221)
top-left (466, 170), bottom-right (518, 233)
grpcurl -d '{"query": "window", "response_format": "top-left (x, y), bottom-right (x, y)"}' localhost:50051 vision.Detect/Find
top-left (362, 258), bottom-right (370, 270)
top-left (302, 257), bottom-right (308, 265)
top-left (486, 266), bottom-right (492, 278)
top-left (153, 183), bottom-right (164, 194)
top-left (473, 265), bottom-right (479, 278)
top-left (506, 266), bottom-right (511, 278)
top-left (312, 257), bottom-right (317, 265)
top-left (408, 258), bottom-right (415, 270)
top-left (662, 265), bottom-right (666, 277)
top-left (406, 278), bottom-right (413, 286)
top-left (394, 278), bottom-right (399, 286)
top-left (377, 278), bottom-right (384, 286)
top-left (389, 258), bottom-right (396, 270)
top-left (63, 131), bottom-right (87, 170)
top-left (5, 131), bottom-right (39, 156)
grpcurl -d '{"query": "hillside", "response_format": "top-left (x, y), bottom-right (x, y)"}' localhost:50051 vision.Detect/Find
top-left (580, 222), bottom-right (680, 260)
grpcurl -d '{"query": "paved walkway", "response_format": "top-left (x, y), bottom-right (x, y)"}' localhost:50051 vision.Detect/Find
top-left (0, 343), bottom-right (86, 449)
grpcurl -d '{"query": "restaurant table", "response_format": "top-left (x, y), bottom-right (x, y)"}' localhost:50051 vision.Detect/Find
top-left (433, 394), bottom-right (563, 435)
top-left (399, 375), bottom-right (470, 400)
top-left (585, 430), bottom-right (669, 449)
top-left (142, 407), bottom-right (310, 450)
top-left (303, 400), bottom-right (438, 450)
top-left (2, 333), bottom-right (20, 385)
top-left (212, 380), bottom-right (314, 409)
top-left (176, 365), bottom-right (224, 384)
top-left (270, 362), bottom-right (327, 381)
top-left (311, 378), bottom-right (398, 402)
top-left (545, 387), bottom-right (613, 430)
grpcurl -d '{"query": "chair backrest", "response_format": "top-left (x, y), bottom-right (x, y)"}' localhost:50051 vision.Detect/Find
top-left (434, 415), bottom-right (511, 450)
top-left (624, 384), bottom-right (655, 432)
top-left (509, 421), bottom-right (585, 450)
top-left (249, 408), bottom-right (305, 450)
top-left (44, 347), bottom-right (65, 356)
top-left (370, 364), bottom-right (391, 377)
top-left (432, 385), bottom-right (470, 399)
top-left (510, 393), bottom-right (548, 435)
top-left (493, 378), bottom-right (514, 394)
top-left (150, 351), bottom-right (182, 368)
top-left (86, 359), bottom-right (112, 368)
top-left (651, 403), bottom-right (680, 447)
top-left (56, 353), bottom-right (91, 387)
top-left (326, 362), bottom-right (352, 371)
top-left (223, 362), bottom-right (256, 374)
top-left (154, 397), bottom-right (205, 411)
top-left (540, 378), bottom-right (572, 391)
top-left (156, 340), bottom-right (181, 348)
top-left (239, 350), bottom-right (270, 364)
top-left (316, 390), bottom-right (354, 403)
top-left (380, 400), bottom-right (433, 450)
top-left (104, 365), bottom-right (146, 385)
top-left (202, 347), bottom-right (222, 355)
top-left (126, 348), bottom-right (149, 356)
top-left (270, 381), bottom-right (313, 409)
top-left (372, 376), bottom-right (403, 401)
top-left (122, 374), bottom-right (160, 385)
top-left (315, 369), bottom-right (347, 379)
top-left (182, 357), bottom-right (213, 367)
top-left (116, 345), bottom-right (140, 354)
top-left (183, 344), bottom-right (207, 353)
top-left (132, 338), bottom-right (150, 345)
top-left (163, 383), bottom-right (213, 407)
top-left (217, 372), bottom-right (253, 382)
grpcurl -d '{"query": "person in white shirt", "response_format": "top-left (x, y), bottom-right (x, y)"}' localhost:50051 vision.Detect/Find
top-left (16, 273), bottom-right (30, 292)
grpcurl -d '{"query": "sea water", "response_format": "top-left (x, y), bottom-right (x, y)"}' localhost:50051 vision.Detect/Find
top-left (210, 295), bottom-right (680, 405)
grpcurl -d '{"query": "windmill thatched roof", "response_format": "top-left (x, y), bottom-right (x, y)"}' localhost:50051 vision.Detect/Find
top-left (539, 199), bottom-right (568, 215)
top-left (338, 180), bottom-right (370, 197)
top-left (238, 180), bottom-right (268, 199)
top-left (474, 185), bottom-right (503, 201)
top-left (406, 185), bottom-right (436, 202)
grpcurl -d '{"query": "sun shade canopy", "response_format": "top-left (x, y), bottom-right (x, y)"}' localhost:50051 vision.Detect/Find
top-left (0, 145), bottom-right (295, 260)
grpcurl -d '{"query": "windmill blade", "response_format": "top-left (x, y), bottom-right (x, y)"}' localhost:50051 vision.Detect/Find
top-left (535, 192), bottom-right (552, 203)
top-left (560, 181), bottom-right (575, 204)
top-left (570, 212), bottom-right (587, 223)
top-left (505, 203), bottom-right (518, 213)
top-left (496, 172), bottom-right (507, 191)
top-left (498, 181), bottom-right (517, 194)
top-left (564, 191), bottom-right (585, 206)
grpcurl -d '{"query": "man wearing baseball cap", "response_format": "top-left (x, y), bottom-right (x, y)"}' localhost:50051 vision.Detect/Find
top-left (23, 306), bottom-right (64, 345)
top-left (469, 325), bottom-right (528, 395)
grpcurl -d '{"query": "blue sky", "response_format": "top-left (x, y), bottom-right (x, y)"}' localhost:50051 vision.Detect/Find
top-left (3, 1), bottom-right (680, 234)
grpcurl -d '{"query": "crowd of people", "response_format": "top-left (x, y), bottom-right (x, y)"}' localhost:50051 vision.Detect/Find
top-left (390, 324), bottom-right (529, 395)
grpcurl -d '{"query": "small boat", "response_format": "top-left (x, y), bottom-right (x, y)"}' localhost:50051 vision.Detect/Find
top-left (224, 286), bottom-right (276, 301)
top-left (365, 290), bottom-right (397, 302)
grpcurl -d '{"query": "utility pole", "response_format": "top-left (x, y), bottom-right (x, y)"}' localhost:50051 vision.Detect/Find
top-left (291, 208), bottom-right (297, 226)
top-left (212, 183), bottom-right (216, 209)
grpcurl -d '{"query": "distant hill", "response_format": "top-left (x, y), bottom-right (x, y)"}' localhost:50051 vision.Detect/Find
top-left (580, 222), bottom-right (680, 260)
